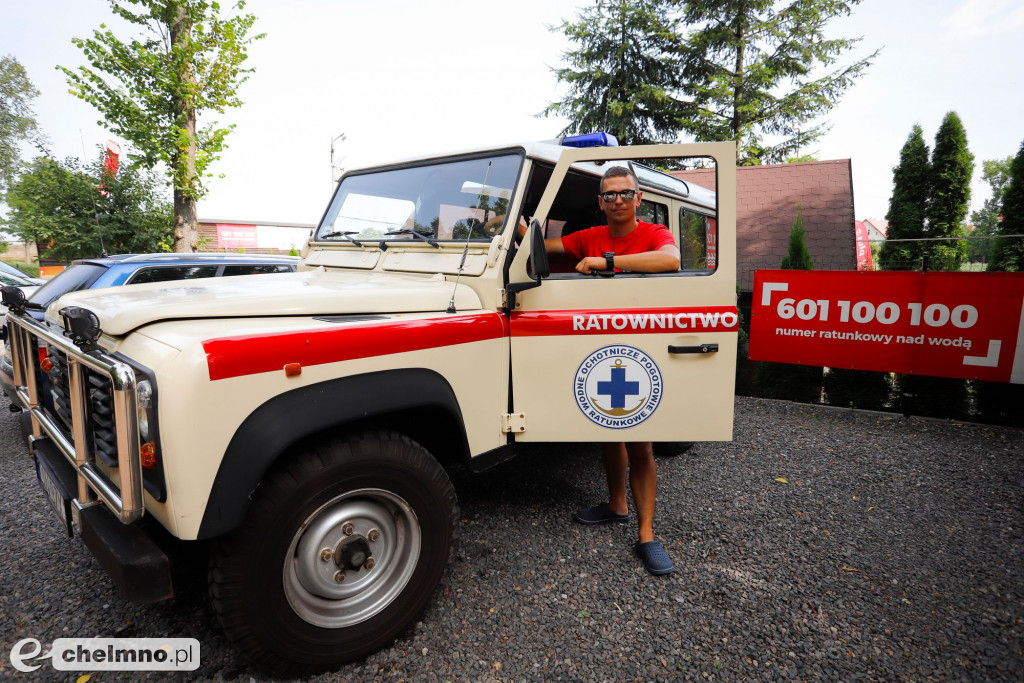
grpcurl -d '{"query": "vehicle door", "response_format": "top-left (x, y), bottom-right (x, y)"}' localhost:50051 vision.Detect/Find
top-left (506, 142), bottom-right (737, 443)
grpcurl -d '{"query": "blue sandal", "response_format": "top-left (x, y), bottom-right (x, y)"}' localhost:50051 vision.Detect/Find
top-left (574, 503), bottom-right (630, 525)
top-left (634, 540), bottom-right (674, 575)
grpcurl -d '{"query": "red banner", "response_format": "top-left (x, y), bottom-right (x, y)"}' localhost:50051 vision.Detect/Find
top-left (98, 140), bottom-right (121, 196)
top-left (750, 270), bottom-right (1024, 384)
top-left (216, 224), bottom-right (258, 249)
top-left (854, 221), bottom-right (872, 271)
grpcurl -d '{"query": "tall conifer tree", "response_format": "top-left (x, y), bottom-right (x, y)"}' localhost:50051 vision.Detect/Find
top-left (925, 111), bottom-right (972, 271)
top-left (975, 141), bottom-right (1024, 427)
top-left (675, 0), bottom-right (877, 164)
top-left (543, 0), bottom-right (685, 145)
top-left (989, 141), bottom-right (1024, 272)
top-left (879, 125), bottom-right (930, 270)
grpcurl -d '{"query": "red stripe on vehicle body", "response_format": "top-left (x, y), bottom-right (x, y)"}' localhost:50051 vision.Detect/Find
top-left (510, 306), bottom-right (740, 336)
top-left (203, 313), bottom-right (509, 381)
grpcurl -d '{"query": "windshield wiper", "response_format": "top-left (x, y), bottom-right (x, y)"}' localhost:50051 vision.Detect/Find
top-left (385, 229), bottom-right (440, 249)
top-left (319, 230), bottom-right (364, 247)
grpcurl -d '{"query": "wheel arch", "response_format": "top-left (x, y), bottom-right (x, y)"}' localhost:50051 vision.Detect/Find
top-left (197, 368), bottom-right (470, 540)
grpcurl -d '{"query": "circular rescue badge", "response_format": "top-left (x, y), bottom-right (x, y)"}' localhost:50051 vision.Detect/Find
top-left (574, 344), bottom-right (663, 429)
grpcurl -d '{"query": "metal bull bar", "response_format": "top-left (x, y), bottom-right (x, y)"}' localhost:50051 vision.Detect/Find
top-left (6, 310), bottom-right (144, 524)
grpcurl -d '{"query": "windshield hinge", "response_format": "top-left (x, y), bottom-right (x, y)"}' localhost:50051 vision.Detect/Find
top-left (501, 412), bottom-right (526, 434)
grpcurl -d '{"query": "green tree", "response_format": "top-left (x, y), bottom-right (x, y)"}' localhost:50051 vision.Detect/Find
top-left (779, 207), bottom-right (813, 269)
top-left (924, 111), bottom-right (972, 271)
top-left (544, 0), bottom-right (685, 145)
top-left (968, 156), bottom-right (1012, 264)
top-left (3, 153), bottom-right (172, 261)
top-left (888, 115), bottom-right (973, 421)
top-left (989, 141), bottom-right (1024, 272)
top-left (59, 0), bottom-right (262, 253)
top-left (676, 0), bottom-right (877, 164)
top-left (754, 208), bottom-right (822, 402)
top-left (878, 125), bottom-right (930, 270)
top-left (0, 55), bottom-right (40, 195)
top-left (975, 142), bottom-right (1024, 427)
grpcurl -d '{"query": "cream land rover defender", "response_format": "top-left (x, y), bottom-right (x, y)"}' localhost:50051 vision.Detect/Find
top-left (3, 135), bottom-right (738, 675)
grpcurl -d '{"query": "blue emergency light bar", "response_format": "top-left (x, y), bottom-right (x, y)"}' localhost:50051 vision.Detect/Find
top-left (561, 132), bottom-right (619, 148)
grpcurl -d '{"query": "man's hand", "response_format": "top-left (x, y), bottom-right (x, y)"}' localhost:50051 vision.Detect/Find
top-left (575, 256), bottom-right (610, 274)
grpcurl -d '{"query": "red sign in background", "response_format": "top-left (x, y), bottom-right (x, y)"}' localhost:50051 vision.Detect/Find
top-left (216, 224), bottom-right (258, 249)
top-left (750, 270), bottom-right (1024, 384)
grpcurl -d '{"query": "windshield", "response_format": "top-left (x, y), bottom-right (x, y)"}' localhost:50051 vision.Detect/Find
top-left (27, 263), bottom-right (108, 309)
top-left (317, 153), bottom-right (522, 244)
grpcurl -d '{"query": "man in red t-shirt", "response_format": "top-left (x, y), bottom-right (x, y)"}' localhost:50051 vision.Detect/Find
top-left (536, 166), bottom-right (680, 275)
top-left (522, 165), bottom-right (679, 575)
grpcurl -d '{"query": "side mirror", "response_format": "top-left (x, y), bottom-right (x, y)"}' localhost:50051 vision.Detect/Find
top-left (528, 218), bottom-right (549, 281)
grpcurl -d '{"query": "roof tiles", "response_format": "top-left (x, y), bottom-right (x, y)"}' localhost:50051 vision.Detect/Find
top-left (672, 160), bottom-right (856, 290)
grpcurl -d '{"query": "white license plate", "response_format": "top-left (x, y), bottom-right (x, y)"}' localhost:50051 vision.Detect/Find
top-left (36, 458), bottom-right (73, 537)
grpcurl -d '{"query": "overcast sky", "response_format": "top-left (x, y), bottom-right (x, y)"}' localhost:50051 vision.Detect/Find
top-left (3, 0), bottom-right (1022, 227)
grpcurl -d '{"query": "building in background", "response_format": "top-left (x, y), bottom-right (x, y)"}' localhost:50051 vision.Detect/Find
top-left (671, 160), bottom-right (857, 291)
top-left (198, 219), bottom-right (316, 255)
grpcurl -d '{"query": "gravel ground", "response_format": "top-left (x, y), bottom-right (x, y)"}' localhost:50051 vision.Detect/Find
top-left (1, 397), bottom-right (1022, 681)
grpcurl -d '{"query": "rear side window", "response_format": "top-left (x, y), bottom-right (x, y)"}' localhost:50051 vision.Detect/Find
top-left (28, 264), bottom-right (108, 308)
top-left (679, 208), bottom-right (716, 271)
top-left (222, 264), bottom-right (293, 276)
top-left (637, 199), bottom-right (669, 227)
top-left (127, 266), bottom-right (219, 284)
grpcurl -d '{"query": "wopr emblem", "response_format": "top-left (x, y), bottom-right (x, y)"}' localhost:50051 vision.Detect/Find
top-left (574, 345), bottom-right (663, 429)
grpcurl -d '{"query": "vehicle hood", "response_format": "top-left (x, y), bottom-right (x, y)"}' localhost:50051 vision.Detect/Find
top-left (46, 270), bottom-right (483, 336)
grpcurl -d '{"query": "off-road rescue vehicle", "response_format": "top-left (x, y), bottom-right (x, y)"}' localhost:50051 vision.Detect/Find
top-left (3, 135), bottom-right (738, 674)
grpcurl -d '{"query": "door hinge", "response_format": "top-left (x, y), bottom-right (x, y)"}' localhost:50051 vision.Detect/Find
top-left (502, 412), bottom-right (526, 433)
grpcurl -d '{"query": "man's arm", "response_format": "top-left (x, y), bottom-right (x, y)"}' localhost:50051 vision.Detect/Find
top-left (575, 245), bottom-right (681, 275)
top-left (517, 217), bottom-right (566, 254)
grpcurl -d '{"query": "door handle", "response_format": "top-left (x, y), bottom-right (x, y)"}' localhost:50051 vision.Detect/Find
top-left (668, 343), bottom-right (719, 354)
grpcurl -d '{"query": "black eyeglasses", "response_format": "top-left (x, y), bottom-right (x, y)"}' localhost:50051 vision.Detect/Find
top-left (599, 190), bottom-right (638, 202)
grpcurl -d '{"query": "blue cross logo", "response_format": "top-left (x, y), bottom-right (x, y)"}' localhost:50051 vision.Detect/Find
top-left (596, 360), bottom-right (640, 408)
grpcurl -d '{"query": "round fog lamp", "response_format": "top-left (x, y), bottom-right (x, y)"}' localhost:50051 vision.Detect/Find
top-left (137, 380), bottom-right (153, 408)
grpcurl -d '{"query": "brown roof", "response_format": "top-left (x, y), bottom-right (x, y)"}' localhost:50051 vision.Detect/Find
top-left (671, 160), bottom-right (856, 290)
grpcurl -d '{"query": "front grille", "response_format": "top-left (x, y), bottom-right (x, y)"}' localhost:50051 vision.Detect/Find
top-left (48, 350), bottom-right (73, 429)
top-left (88, 372), bottom-right (117, 465)
top-left (47, 349), bottom-right (119, 467)
top-left (7, 312), bottom-right (145, 523)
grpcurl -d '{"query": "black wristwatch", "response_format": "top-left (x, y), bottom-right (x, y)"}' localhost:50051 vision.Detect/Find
top-left (603, 251), bottom-right (615, 271)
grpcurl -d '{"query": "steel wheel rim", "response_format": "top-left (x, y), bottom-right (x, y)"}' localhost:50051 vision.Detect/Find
top-left (283, 487), bottom-right (421, 628)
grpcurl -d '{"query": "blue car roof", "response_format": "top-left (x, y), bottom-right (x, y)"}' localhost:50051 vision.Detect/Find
top-left (72, 253), bottom-right (299, 267)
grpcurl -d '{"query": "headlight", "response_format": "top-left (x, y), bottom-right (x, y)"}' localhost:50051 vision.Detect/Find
top-left (137, 380), bottom-right (153, 408)
top-left (139, 411), bottom-right (151, 441)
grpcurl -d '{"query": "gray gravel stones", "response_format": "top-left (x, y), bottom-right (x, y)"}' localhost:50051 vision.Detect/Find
top-left (1, 397), bottom-right (1021, 681)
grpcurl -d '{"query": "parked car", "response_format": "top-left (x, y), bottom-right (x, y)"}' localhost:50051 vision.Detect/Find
top-left (1, 252), bottom-right (299, 407)
top-left (0, 269), bottom-right (40, 342)
top-left (0, 260), bottom-right (45, 285)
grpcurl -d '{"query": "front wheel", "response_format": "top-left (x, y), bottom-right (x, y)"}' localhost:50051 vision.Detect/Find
top-left (653, 441), bottom-right (694, 457)
top-left (209, 431), bottom-right (457, 675)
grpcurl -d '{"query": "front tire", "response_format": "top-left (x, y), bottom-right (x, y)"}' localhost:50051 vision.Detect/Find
top-left (653, 441), bottom-right (694, 457)
top-left (209, 431), bottom-right (457, 675)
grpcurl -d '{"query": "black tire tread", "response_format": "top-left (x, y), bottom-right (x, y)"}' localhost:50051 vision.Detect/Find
top-left (208, 430), bottom-right (457, 675)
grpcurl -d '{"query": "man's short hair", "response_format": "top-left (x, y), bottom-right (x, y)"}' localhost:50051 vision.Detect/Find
top-left (600, 165), bottom-right (640, 192)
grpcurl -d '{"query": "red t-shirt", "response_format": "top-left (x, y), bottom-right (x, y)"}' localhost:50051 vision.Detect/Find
top-left (560, 221), bottom-right (676, 262)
